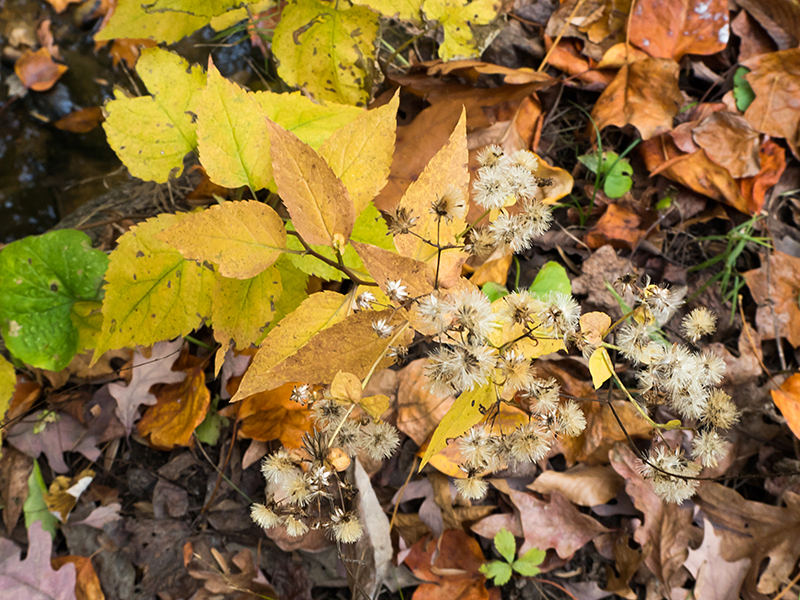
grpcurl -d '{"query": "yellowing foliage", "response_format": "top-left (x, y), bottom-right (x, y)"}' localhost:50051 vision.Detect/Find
top-left (352, 0), bottom-right (423, 23)
top-left (272, 0), bottom-right (379, 106)
top-left (211, 266), bottom-right (282, 349)
top-left (93, 213), bottom-right (215, 360)
top-left (157, 201), bottom-right (287, 279)
top-left (422, 0), bottom-right (501, 61)
top-left (103, 48), bottom-right (205, 182)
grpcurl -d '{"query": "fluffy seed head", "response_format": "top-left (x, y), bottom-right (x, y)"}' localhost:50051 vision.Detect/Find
top-left (555, 400), bottom-right (587, 437)
top-left (311, 398), bottom-right (347, 428)
top-left (372, 318), bottom-right (394, 338)
top-left (703, 389), bottom-right (739, 429)
top-left (284, 515), bottom-right (309, 537)
top-left (445, 288), bottom-right (495, 339)
top-left (538, 292), bottom-right (581, 337)
top-left (455, 471), bottom-right (489, 500)
top-left (509, 149), bottom-right (538, 172)
top-left (522, 377), bottom-right (561, 415)
top-left (458, 425), bottom-right (492, 468)
top-left (639, 446), bottom-right (701, 504)
top-left (361, 421), bottom-right (400, 460)
top-left (386, 279), bottom-right (408, 303)
top-left (509, 421), bottom-right (550, 463)
top-left (488, 212), bottom-right (532, 254)
top-left (473, 167), bottom-right (512, 210)
top-left (682, 308), bottom-right (717, 344)
top-left (498, 350), bottom-right (534, 392)
top-left (466, 227), bottom-right (496, 258)
top-left (692, 429), bottom-right (726, 468)
top-left (261, 449), bottom-right (296, 483)
top-left (387, 205), bottom-right (418, 235)
top-left (354, 291), bottom-right (377, 310)
top-left (476, 144), bottom-right (505, 168)
top-left (251, 503), bottom-right (280, 529)
top-left (331, 509), bottom-right (363, 543)
top-left (430, 185), bottom-right (467, 222)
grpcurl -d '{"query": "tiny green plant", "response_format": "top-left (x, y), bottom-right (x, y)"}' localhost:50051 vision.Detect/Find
top-left (479, 528), bottom-right (545, 586)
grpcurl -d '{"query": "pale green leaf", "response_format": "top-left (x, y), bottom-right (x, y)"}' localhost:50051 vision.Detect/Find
top-left (104, 48), bottom-right (206, 182)
top-left (494, 528), bottom-right (516, 564)
top-left (273, 0), bottom-right (379, 106)
top-left (529, 262), bottom-right (571, 298)
top-left (480, 560), bottom-right (512, 586)
top-left (24, 460), bottom-right (58, 538)
top-left (259, 255), bottom-right (309, 341)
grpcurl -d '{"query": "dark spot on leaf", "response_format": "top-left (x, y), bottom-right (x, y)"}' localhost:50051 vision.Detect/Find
top-left (50, 283), bottom-right (58, 292)
top-left (136, 251), bottom-right (145, 258)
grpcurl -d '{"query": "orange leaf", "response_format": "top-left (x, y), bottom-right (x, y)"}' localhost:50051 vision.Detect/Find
top-left (109, 38), bottom-right (157, 68)
top-left (591, 58), bottom-right (682, 140)
top-left (52, 555), bottom-right (105, 600)
top-left (737, 139), bottom-right (787, 214)
top-left (14, 48), bottom-right (68, 92)
top-left (629, 0), bottom-right (729, 61)
top-left (772, 374), bottom-right (800, 440)
top-left (137, 361), bottom-right (210, 450)
top-left (54, 107), bottom-right (104, 134)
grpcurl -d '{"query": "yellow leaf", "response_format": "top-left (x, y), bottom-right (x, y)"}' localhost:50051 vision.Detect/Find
top-left (589, 347), bottom-right (614, 389)
top-left (267, 118), bottom-right (355, 248)
top-left (272, 0), bottom-right (379, 106)
top-left (422, 0), bottom-right (501, 61)
top-left (360, 394), bottom-right (390, 419)
top-left (196, 61), bottom-right (272, 192)
top-left (259, 255), bottom-right (309, 341)
top-left (232, 291), bottom-right (351, 401)
top-left (212, 266), bottom-right (282, 349)
top-left (157, 201), bottom-right (287, 279)
top-left (93, 213), bottom-right (215, 360)
top-left (103, 48), bottom-right (205, 182)
top-left (319, 92), bottom-right (399, 215)
top-left (210, 0), bottom-right (274, 30)
top-left (580, 312), bottom-right (611, 347)
top-left (394, 109), bottom-right (469, 285)
top-left (331, 371), bottom-right (363, 402)
top-left (534, 151), bottom-right (575, 204)
top-left (351, 240), bottom-right (434, 297)
top-left (352, 0), bottom-right (423, 23)
top-left (0, 355), bottom-right (14, 450)
top-left (96, 0), bottom-right (260, 43)
top-left (69, 300), bottom-right (103, 353)
top-left (487, 296), bottom-right (565, 359)
top-left (420, 382), bottom-right (496, 470)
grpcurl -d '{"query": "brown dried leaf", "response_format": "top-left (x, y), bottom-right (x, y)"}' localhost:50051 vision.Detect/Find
top-left (529, 465), bottom-right (624, 507)
top-left (629, 0), bottom-right (729, 61)
top-left (0, 446), bottom-right (32, 533)
top-left (692, 111), bottom-right (761, 178)
top-left (396, 359), bottom-right (455, 446)
top-left (591, 58), bottom-right (682, 140)
top-left (695, 482), bottom-right (800, 596)
top-left (737, 0), bottom-right (800, 50)
top-left (731, 10), bottom-right (777, 61)
top-left (742, 251), bottom-right (800, 347)
top-left (350, 241), bottom-right (435, 297)
top-left (683, 518), bottom-right (749, 600)
top-left (771, 373), bottom-right (800, 440)
top-left (51, 555), bottom-right (105, 600)
top-left (54, 108), bottom-right (104, 134)
top-left (585, 203), bottom-right (647, 250)
top-left (14, 48), bottom-right (68, 92)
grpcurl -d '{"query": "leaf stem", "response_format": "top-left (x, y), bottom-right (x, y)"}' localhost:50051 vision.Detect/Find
top-left (286, 230), bottom-right (378, 287)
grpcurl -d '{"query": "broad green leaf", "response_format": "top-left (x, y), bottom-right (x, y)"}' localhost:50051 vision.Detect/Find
top-left (260, 255), bottom-right (309, 341)
top-left (319, 93), bottom-right (399, 215)
top-left (287, 203), bottom-right (394, 281)
top-left (95, 0), bottom-right (259, 43)
top-left (103, 48), bottom-right (205, 182)
top-left (255, 91), bottom-right (363, 151)
top-left (24, 460), bottom-right (58, 538)
top-left (479, 560), bottom-right (513, 586)
top-left (589, 347), bottom-right (613, 389)
top-left (194, 395), bottom-right (229, 445)
top-left (420, 383), bottom-right (496, 469)
top-left (394, 109), bottom-right (468, 283)
top-left (0, 230), bottom-right (109, 371)
top-left (352, 0), bottom-right (423, 23)
top-left (577, 151), bottom-right (632, 198)
top-left (733, 66), bottom-right (755, 112)
top-left (494, 528), bottom-right (516, 564)
top-left (232, 291), bottom-right (351, 401)
top-left (157, 201), bottom-right (287, 279)
top-left (273, 0), bottom-right (379, 106)
top-left (513, 548), bottom-right (545, 577)
top-left (482, 282), bottom-right (508, 302)
top-left (94, 213), bottom-right (215, 360)
top-left (196, 62), bottom-right (272, 192)
top-left (422, 0), bottom-right (501, 61)
top-left (529, 262), bottom-right (571, 298)
top-left (212, 266), bottom-right (282, 349)
top-left (267, 118), bottom-right (355, 248)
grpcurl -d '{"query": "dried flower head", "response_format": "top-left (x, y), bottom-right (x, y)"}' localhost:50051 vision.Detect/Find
top-left (639, 446), bottom-right (701, 504)
top-left (506, 164), bottom-right (537, 201)
top-left (430, 185), bottom-right (467, 222)
top-left (328, 417), bottom-right (363, 456)
top-left (291, 384), bottom-right (313, 405)
top-left (416, 293), bottom-right (450, 335)
top-left (372, 318), bottom-right (394, 338)
top-left (261, 449), bottom-right (296, 483)
top-left (354, 291), bottom-right (376, 310)
top-left (284, 471), bottom-right (313, 506)
top-left (692, 429), bottom-right (726, 468)
top-left (445, 288), bottom-right (495, 339)
top-left (473, 167), bottom-right (512, 210)
top-left (476, 144), bottom-right (504, 168)
top-left (387, 205), bottom-right (418, 235)
top-left (330, 508), bottom-right (363, 543)
top-left (498, 350), bottom-right (534, 391)
top-left (458, 425), bottom-right (492, 468)
top-left (361, 421), bottom-right (400, 460)
top-left (521, 198), bottom-right (553, 238)
top-left (466, 227), bottom-right (496, 258)
top-left (488, 212), bottom-right (532, 254)
top-left (454, 469), bottom-right (489, 500)
top-left (251, 503), bottom-right (280, 529)
top-left (538, 292), bottom-right (581, 337)
top-left (284, 515), bottom-right (309, 537)
top-left (509, 149), bottom-right (538, 172)
top-left (522, 377), bottom-right (561, 415)
top-left (682, 308), bottom-right (717, 344)
top-left (702, 388), bottom-right (739, 429)
top-left (509, 421), bottom-right (550, 463)
top-left (386, 279), bottom-right (409, 303)
top-left (555, 400), bottom-right (587, 437)
top-left (311, 398), bottom-right (347, 428)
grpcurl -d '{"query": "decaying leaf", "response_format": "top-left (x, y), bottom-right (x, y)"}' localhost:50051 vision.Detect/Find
top-left (692, 111), bottom-right (761, 178)
top-left (0, 447), bottom-right (33, 534)
top-left (44, 468), bottom-right (94, 522)
top-left (591, 58), bottom-right (682, 140)
top-left (529, 465), bottom-right (624, 507)
top-left (743, 251), bottom-right (800, 347)
top-left (683, 518), bottom-right (749, 600)
top-left (14, 48), bottom-right (67, 92)
top-left (423, 0), bottom-right (501, 61)
top-left (157, 201), bottom-right (286, 279)
top-left (771, 373), bottom-right (800, 440)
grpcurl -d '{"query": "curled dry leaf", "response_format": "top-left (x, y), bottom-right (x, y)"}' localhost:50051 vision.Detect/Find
top-left (692, 111), bottom-right (761, 178)
top-left (14, 48), bottom-right (68, 92)
top-left (630, 0), bottom-right (729, 61)
top-left (529, 465), bottom-right (624, 507)
top-left (591, 58), bottom-right (682, 140)
top-left (742, 250), bottom-right (800, 347)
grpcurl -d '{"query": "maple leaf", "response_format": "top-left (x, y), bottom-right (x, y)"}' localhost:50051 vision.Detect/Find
top-left (6, 411), bottom-right (100, 474)
top-left (0, 521), bottom-right (77, 600)
top-left (103, 48), bottom-right (205, 182)
top-left (108, 340), bottom-right (185, 433)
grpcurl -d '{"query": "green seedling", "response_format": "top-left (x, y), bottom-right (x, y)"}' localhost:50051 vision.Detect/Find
top-left (578, 150), bottom-right (634, 199)
top-left (479, 528), bottom-right (546, 586)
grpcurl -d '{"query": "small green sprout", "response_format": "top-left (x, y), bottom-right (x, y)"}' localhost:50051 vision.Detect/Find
top-left (479, 528), bottom-right (545, 586)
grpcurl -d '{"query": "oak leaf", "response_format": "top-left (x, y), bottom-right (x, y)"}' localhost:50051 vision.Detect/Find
top-left (137, 355), bottom-right (211, 450)
top-left (630, 0), bottom-right (729, 61)
top-left (0, 521), bottom-right (77, 600)
top-left (103, 48), bottom-right (205, 182)
top-left (93, 213), bottom-right (215, 359)
top-left (211, 266), bottom-right (282, 349)
top-left (232, 291), bottom-right (351, 401)
top-left (742, 251), bottom-right (800, 347)
top-left (591, 58), bottom-right (682, 140)
top-left (157, 201), bottom-right (286, 279)
top-left (267, 118), bottom-right (355, 248)
top-left (14, 48), bottom-right (67, 92)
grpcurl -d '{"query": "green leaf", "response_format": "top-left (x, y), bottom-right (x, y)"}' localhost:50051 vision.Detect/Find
top-left (734, 66), bottom-right (755, 112)
top-left (103, 48), bottom-right (206, 183)
top-left (512, 547), bottom-right (545, 577)
top-left (273, 0), bottom-right (379, 106)
top-left (479, 560), bottom-right (513, 586)
top-left (494, 528), bottom-right (516, 564)
top-left (195, 396), bottom-right (229, 445)
top-left (577, 151), bottom-right (632, 198)
top-left (24, 460), bottom-right (58, 538)
top-left (95, 0), bottom-right (262, 43)
top-left (287, 203), bottom-right (395, 281)
top-left (0, 230), bottom-right (109, 371)
top-left (422, 0), bottom-right (501, 61)
top-left (482, 282), bottom-right (509, 303)
top-left (94, 213), bottom-right (215, 360)
top-left (529, 262), bottom-right (571, 299)
top-left (420, 383), bottom-right (495, 469)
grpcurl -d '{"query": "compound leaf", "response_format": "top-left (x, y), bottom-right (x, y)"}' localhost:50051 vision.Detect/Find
top-left (0, 230), bottom-right (108, 371)
top-left (494, 528), bottom-right (516, 564)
